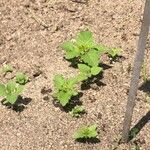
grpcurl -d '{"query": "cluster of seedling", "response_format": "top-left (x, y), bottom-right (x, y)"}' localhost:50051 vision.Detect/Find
top-left (0, 65), bottom-right (28, 105)
top-left (53, 30), bottom-right (120, 140)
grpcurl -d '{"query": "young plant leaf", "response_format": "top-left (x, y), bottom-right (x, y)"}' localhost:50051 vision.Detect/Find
top-left (81, 50), bottom-right (99, 67)
top-left (78, 64), bottom-right (102, 78)
top-left (69, 105), bottom-right (85, 117)
top-left (53, 75), bottom-right (65, 89)
top-left (91, 66), bottom-right (103, 75)
top-left (15, 73), bottom-right (28, 85)
top-left (1, 64), bottom-right (13, 73)
top-left (108, 48), bottom-right (121, 58)
top-left (0, 81), bottom-right (24, 105)
top-left (0, 84), bottom-right (6, 96)
top-left (76, 30), bottom-right (95, 48)
top-left (78, 64), bottom-right (91, 74)
top-left (73, 124), bottom-right (98, 139)
top-left (53, 75), bottom-right (78, 106)
top-left (57, 91), bottom-right (72, 106)
top-left (60, 41), bottom-right (80, 59)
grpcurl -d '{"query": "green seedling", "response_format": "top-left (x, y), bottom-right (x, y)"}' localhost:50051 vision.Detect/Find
top-left (15, 73), bottom-right (28, 85)
top-left (1, 64), bottom-right (13, 73)
top-left (107, 48), bottom-right (121, 59)
top-left (73, 124), bottom-right (98, 140)
top-left (69, 105), bottom-right (85, 117)
top-left (61, 30), bottom-right (108, 67)
top-left (77, 64), bottom-right (103, 81)
top-left (0, 81), bottom-right (24, 105)
top-left (53, 75), bottom-right (78, 106)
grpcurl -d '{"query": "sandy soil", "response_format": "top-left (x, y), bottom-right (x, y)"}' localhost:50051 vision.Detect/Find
top-left (0, 0), bottom-right (149, 150)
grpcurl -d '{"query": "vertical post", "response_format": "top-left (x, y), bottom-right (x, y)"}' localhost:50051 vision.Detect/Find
top-left (122, 0), bottom-right (150, 143)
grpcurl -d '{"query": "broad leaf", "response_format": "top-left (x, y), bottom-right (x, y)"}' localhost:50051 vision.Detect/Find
top-left (57, 91), bottom-right (71, 106)
top-left (15, 73), bottom-right (28, 85)
top-left (78, 64), bottom-right (91, 74)
top-left (91, 66), bottom-right (103, 75)
top-left (60, 41), bottom-right (79, 59)
top-left (70, 105), bottom-right (85, 117)
top-left (53, 75), bottom-right (65, 89)
top-left (88, 124), bottom-right (98, 138)
top-left (81, 50), bottom-right (99, 67)
top-left (73, 124), bottom-right (98, 139)
top-left (6, 94), bottom-right (18, 104)
top-left (76, 73), bottom-right (88, 82)
top-left (6, 81), bottom-right (17, 94)
top-left (108, 48), bottom-right (121, 58)
top-left (0, 84), bottom-right (6, 96)
top-left (76, 31), bottom-right (95, 48)
top-left (94, 45), bottom-right (109, 54)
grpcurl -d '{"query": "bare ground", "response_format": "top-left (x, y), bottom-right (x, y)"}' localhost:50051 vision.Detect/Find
top-left (0, 0), bottom-right (150, 150)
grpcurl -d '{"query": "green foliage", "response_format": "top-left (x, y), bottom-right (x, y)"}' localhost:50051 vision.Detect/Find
top-left (73, 124), bottom-right (98, 139)
top-left (69, 105), bottom-right (85, 117)
top-left (78, 64), bottom-right (103, 81)
top-left (107, 48), bottom-right (121, 58)
top-left (61, 30), bottom-right (107, 66)
top-left (53, 75), bottom-right (78, 106)
top-left (1, 64), bottom-right (13, 73)
top-left (15, 73), bottom-right (28, 85)
top-left (0, 81), bottom-right (24, 104)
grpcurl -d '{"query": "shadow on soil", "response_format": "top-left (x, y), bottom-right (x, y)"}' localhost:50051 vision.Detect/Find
top-left (75, 138), bottom-right (100, 144)
top-left (139, 80), bottom-right (150, 93)
top-left (81, 72), bottom-right (106, 91)
top-left (128, 110), bottom-right (150, 142)
top-left (110, 55), bottom-right (126, 64)
top-left (1, 96), bottom-right (32, 113)
top-left (53, 92), bottom-right (83, 112)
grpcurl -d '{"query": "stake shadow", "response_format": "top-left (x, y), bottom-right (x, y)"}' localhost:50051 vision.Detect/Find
top-left (139, 80), bottom-right (150, 93)
top-left (71, 0), bottom-right (88, 4)
top-left (128, 110), bottom-right (150, 141)
top-left (1, 96), bottom-right (32, 113)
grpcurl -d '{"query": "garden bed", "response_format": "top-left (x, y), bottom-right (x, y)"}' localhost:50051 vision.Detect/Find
top-left (0, 0), bottom-right (149, 150)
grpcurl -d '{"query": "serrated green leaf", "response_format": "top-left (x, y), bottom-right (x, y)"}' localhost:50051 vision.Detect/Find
top-left (57, 91), bottom-right (71, 106)
top-left (1, 64), bottom-right (13, 73)
top-left (60, 41), bottom-right (79, 59)
top-left (73, 124), bottom-right (98, 139)
top-left (15, 73), bottom-right (28, 85)
top-left (91, 66), bottom-right (103, 75)
top-left (81, 50), bottom-right (99, 67)
top-left (88, 124), bottom-right (98, 138)
top-left (94, 45), bottom-right (109, 54)
top-left (108, 48), bottom-right (121, 58)
top-left (76, 73), bottom-right (88, 82)
top-left (6, 94), bottom-right (18, 104)
top-left (78, 64), bottom-right (91, 74)
top-left (70, 105), bottom-right (85, 117)
top-left (6, 81), bottom-right (17, 94)
top-left (76, 31), bottom-right (95, 48)
top-left (0, 84), bottom-right (6, 96)
top-left (6, 81), bottom-right (23, 96)
top-left (16, 85), bottom-right (24, 95)
top-left (73, 126), bottom-right (88, 139)
top-left (53, 75), bottom-right (65, 90)
top-left (67, 77), bottom-right (78, 87)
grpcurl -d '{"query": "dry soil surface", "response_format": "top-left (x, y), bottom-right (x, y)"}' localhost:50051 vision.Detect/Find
top-left (0, 0), bottom-right (150, 150)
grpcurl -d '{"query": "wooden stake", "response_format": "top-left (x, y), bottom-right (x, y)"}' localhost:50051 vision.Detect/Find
top-left (122, 0), bottom-right (150, 143)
